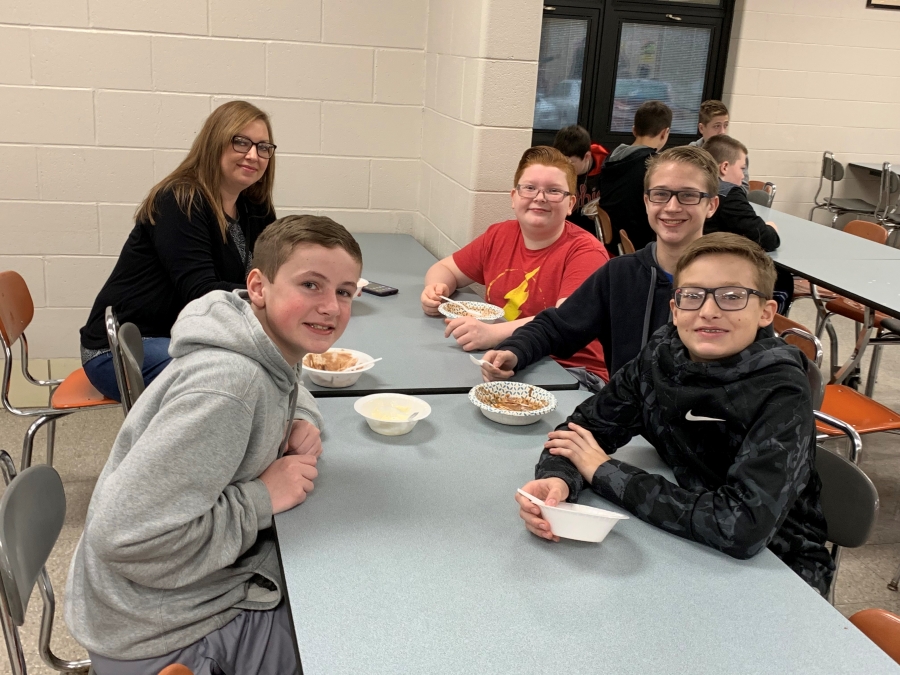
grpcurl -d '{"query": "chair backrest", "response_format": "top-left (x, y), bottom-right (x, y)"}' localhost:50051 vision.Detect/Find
top-left (0, 272), bottom-right (35, 348)
top-left (843, 219), bottom-right (888, 244)
top-left (772, 314), bottom-right (823, 365)
top-left (748, 180), bottom-right (764, 192)
top-left (816, 445), bottom-right (878, 548)
top-left (0, 464), bottom-right (65, 626)
top-left (849, 609), bottom-right (900, 665)
top-left (119, 322), bottom-right (145, 410)
top-left (619, 229), bottom-right (635, 255)
top-left (595, 206), bottom-right (613, 245)
top-left (822, 152), bottom-right (845, 182)
top-left (747, 190), bottom-right (770, 207)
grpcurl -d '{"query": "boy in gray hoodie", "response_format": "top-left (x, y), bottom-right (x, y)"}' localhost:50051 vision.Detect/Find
top-left (65, 215), bottom-right (363, 675)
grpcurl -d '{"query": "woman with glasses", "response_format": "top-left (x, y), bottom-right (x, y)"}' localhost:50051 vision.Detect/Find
top-left (79, 101), bottom-right (277, 400)
top-left (421, 145), bottom-right (611, 389)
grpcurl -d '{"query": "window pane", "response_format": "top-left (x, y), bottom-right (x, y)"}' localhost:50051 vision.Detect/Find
top-left (533, 17), bottom-right (588, 130)
top-left (610, 22), bottom-right (711, 134)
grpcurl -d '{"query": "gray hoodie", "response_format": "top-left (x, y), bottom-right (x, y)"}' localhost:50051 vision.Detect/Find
top-left (65, 290), bottom-right (323, 659)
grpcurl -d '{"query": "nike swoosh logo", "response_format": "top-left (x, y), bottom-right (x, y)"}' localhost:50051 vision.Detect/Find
top-left (685, 410), bottom-right (726, 422)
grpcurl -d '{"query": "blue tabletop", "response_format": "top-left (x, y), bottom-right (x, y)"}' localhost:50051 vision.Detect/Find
top-left (275, 391), bottom-right (899, 675)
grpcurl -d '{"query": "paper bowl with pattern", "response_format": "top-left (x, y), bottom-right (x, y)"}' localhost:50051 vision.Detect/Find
top-left (301, 348), bottom-right (375, 388)
top-left (354, 393), bottom-right (431, 436)
top-left (540, 502), bottom-right (629, 543)
top-left (468, 382), bottom-right (557, 426)
top-left (438, 300), bottom-right (504, 323)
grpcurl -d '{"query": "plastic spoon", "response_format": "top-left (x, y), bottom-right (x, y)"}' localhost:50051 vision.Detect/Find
top-left (341, 357), bottom-right (383, 373)
top-left (406, 411), bottom-right (419, 422)
top-left (517, 488), bottom-right (545, 507)
top-left (469, 355), bottom-right (491, 368)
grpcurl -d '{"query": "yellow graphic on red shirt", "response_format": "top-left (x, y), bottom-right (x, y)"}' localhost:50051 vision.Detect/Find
top-left (500, 267), bottom-right (540, 321)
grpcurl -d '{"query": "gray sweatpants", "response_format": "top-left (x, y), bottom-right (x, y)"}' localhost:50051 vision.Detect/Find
top-left (88, 601), bottom-right (299, 675)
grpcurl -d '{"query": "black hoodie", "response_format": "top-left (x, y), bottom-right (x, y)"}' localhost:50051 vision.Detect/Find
top-left (599, 144), bottom-right (656, 254)
top-left (496, 244), bottom-right (671, 378)
top-left (537, 323), bottom-right (834, 593)
top-left (705, 181), bottom-right (780, 252)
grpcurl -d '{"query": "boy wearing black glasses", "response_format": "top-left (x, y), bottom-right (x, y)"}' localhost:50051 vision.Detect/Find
top-left (516, 232), bottom-right (833, 593)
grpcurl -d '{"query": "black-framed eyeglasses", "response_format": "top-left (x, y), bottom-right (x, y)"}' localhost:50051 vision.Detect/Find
top-left (515, 184), bottom-right (572, 203)
top-left (232, 135), bottom-right (276, 159)
top-left (673, 286), bottom-right (768, 311)
top-left (645, 188), bottom-right (712, 205)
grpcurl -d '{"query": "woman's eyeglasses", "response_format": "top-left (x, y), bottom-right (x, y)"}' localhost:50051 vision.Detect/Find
top-left (232, 135), bottom-right (276, 159)
top-left (673, 286), bottom-right (768, 311)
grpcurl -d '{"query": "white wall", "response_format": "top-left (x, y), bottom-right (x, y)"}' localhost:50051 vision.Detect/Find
top-left (723, 0), bottom-right (900, 222)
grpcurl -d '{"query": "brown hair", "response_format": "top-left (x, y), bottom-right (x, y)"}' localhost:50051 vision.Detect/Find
top-left (252, 215), bottom-right (363, 282)
top-left (633, 101), bottom-right (672, 137)
top-left (514, 146), bottom-right (577, 193)
top-left (704, 135), bottom-right (748, 166)
top-left (698, 100), bottom-right (729, 126)
top-left (553, 125), bottom-right (592, 158)
top-left (135, 101), bottom-right (276, 242)
top-left (674, 232), bottom-right (776, 299)
top-left (644, 146), bottom-right (719, 197)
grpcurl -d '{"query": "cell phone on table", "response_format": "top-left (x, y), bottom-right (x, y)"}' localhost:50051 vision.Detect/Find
top-left (361, 282), bottom-right (399, 297)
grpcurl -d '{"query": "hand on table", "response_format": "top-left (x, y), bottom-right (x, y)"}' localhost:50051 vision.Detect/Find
top-left (544, 422), bottom-right (610, 482)
top-left (421, 283), bottom-right (451, 316)
top-left (259, 455), bottom-right (318, 514)
top-left (444, 317), bottom-right (501, 351)
top-left (515, 478), bottom-right (569, 542)
top-left (480, 349), bottom-right (517, 381)
top-left (766, 221), bottom-right (778, 231)
top-left (286, 419), bottom-right (322, 457)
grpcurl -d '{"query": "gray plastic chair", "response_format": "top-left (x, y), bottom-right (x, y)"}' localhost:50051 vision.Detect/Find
top-left (104, 306), bottom-right (145, 415)
top-left (816, 444), bottom-right (879, 605)
top-left (809, 151), bottom-right (881, 227)
top-left (0, 450), bottom-right (90, 674)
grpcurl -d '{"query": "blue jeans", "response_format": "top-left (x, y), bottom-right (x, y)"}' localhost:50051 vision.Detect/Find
top-left (83, 338), bottom-right (172, 402)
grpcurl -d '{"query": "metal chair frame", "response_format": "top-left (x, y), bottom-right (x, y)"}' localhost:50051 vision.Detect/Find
top-left (809, 152), bottom-right (882, 227)
top-left (748, 180), bottom-right (776, 207)
top-left (104, 307), bottom-right (145, 416)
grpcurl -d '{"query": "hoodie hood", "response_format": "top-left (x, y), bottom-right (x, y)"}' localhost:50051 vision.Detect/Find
top-left (608, 143), bottom-right (655, 163)
top-left (169, 289), bottom-right (296, 396)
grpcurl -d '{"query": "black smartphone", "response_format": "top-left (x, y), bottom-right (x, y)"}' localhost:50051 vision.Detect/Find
top-left (361, 282), bottom-right (399, 297)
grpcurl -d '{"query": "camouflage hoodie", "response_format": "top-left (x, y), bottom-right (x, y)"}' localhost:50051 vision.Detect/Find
top-left (536, 322), bottom-right (834, 593)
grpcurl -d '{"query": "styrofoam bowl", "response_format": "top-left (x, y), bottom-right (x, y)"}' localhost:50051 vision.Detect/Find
top-left (354, 393), bottom-right (432, 436)
top-left (302, 348), bottom-right (375, 388)
top-left (438, 300), bottom-right (504, 323)
top-left (539, 502), bottom-right (629, 543)
top-left (468, 381), bottom-right (557, 426)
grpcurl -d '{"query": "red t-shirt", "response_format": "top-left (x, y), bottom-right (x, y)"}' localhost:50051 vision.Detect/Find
top-left (453, 220), bottom-right (610, 380)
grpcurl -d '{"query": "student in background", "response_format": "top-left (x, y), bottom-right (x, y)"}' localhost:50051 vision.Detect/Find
top-left (421, 146), bottom-right (611, 389)
top-left (689, 99), bottom-right (750, 192)
top-left (599, 100), bottom-right (672, 254)
top-left (516, 233), bottom-right (833, 594)
top-left (481, 146), bottom-right (719, 382)
top-left (553, 125), bottom-right (609, 238)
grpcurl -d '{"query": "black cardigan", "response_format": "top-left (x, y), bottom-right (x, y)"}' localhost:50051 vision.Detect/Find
top-left (80, 190), bottom-right (275, 350)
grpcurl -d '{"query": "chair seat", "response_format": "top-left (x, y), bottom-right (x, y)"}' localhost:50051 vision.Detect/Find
top-left (828, 197), bottom-right (878, 213)
top-left (50, 368), bottom-right (117, 409)
top-left (818, 385), bottom-right (900, 436)
top-left (793, 278), bottom-right (837, 300)
top-left (824, 297), bottom-right (888, 328)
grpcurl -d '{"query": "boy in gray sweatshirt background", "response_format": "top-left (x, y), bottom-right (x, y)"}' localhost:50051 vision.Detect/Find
top-left (65, 215), bottom-right (364, 675)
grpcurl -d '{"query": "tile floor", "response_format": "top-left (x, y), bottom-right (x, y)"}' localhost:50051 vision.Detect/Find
top-left (0, 302), bottom-right (898, 674)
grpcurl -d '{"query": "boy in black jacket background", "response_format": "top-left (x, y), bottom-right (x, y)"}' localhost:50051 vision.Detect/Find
top-left (553, 125), bottom-right (609, 238)
top-left (515, 232), bottom-right (833, 593)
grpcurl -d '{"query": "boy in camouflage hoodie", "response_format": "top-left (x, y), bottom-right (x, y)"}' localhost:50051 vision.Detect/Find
top-left (516, 232), bottom-right (833, 593)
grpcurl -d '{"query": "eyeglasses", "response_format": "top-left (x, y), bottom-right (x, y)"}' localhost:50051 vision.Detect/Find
top-left (673, 286), bottom-right (768, 311)
top-left (232, 135), bottom-right (276, 159)
top-left (645, 188), bottom-right (712, 205)
top-left (515, 184), bottom-right (572, 203)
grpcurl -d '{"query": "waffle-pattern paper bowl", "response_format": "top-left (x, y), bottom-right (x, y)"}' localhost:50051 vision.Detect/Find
top-left (302, 348), bottom-right (375, 388)
top-left (438, 300), bottom-right (504, 322)
top-left (468, 381), bottom-right (557, 426)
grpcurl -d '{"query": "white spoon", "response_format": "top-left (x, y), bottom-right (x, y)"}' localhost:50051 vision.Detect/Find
top-left (517, 488), bottom-right (545, 507)
top-left (469, 354), bottom-right (490, 368)
top-left (406, 411), bottom-right (419, 422)
top-left (439, 295), bottom-right (457, 303)
top-left (341, 357), bottom-right (383, 373)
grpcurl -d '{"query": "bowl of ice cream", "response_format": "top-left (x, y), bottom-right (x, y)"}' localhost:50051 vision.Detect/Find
top-left (301, 348), bottom-right (376, 388)
top-left (353, 393), bottom-right (431, 436)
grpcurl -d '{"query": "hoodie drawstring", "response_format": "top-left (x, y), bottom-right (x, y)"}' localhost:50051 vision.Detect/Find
top-left (642, 265), bottom-right (657, 348)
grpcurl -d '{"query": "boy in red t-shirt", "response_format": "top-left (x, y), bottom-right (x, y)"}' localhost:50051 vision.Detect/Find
top-left (420, 146), bottom-right (610, 387)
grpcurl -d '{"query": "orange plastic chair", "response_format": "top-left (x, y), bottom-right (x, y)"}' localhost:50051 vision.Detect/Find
top-left (595, 206), bottom-right (613, 245)
top-left (849, 609), bottom-right (900, 664)
top-left (773, 314), bottom-right (900, 459)
top-left (0, 271), bottom-right (118, 470)
top-left (619, 229), bottom-right (635, 255)
top-left (158, 665), bottom-right (195, 675)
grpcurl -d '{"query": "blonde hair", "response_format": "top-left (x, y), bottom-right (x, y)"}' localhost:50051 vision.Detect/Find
top-left (253, 215), bottom-right (362, 282)
top-left (135, 101), bottom-right (276, 241)
top-left (675, 232), bottom-right (776, 299)
top-left (644, 146), bottom-right (719, 197)
top-left (698, 100), bottom-right (729, 125)
top-left (514, 146), bottom-right (577, 194)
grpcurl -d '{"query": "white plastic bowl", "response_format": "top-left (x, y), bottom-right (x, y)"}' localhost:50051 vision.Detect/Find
top-left (438, 300), bottom-right (504, 322)
top-left (468, 381), bottom-right (557, 426)
top-left (301, 348), bottom-right (376, 388)
top-left (539, 502), bottom-right (629, 543)
top-left (354, 393), bottom-right (431, 436)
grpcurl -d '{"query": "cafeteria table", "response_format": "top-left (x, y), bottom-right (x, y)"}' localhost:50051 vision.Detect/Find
top-left (275, 391), bottom-right (900, 674)
top-left (303, 233), bottom-right (578, 397)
